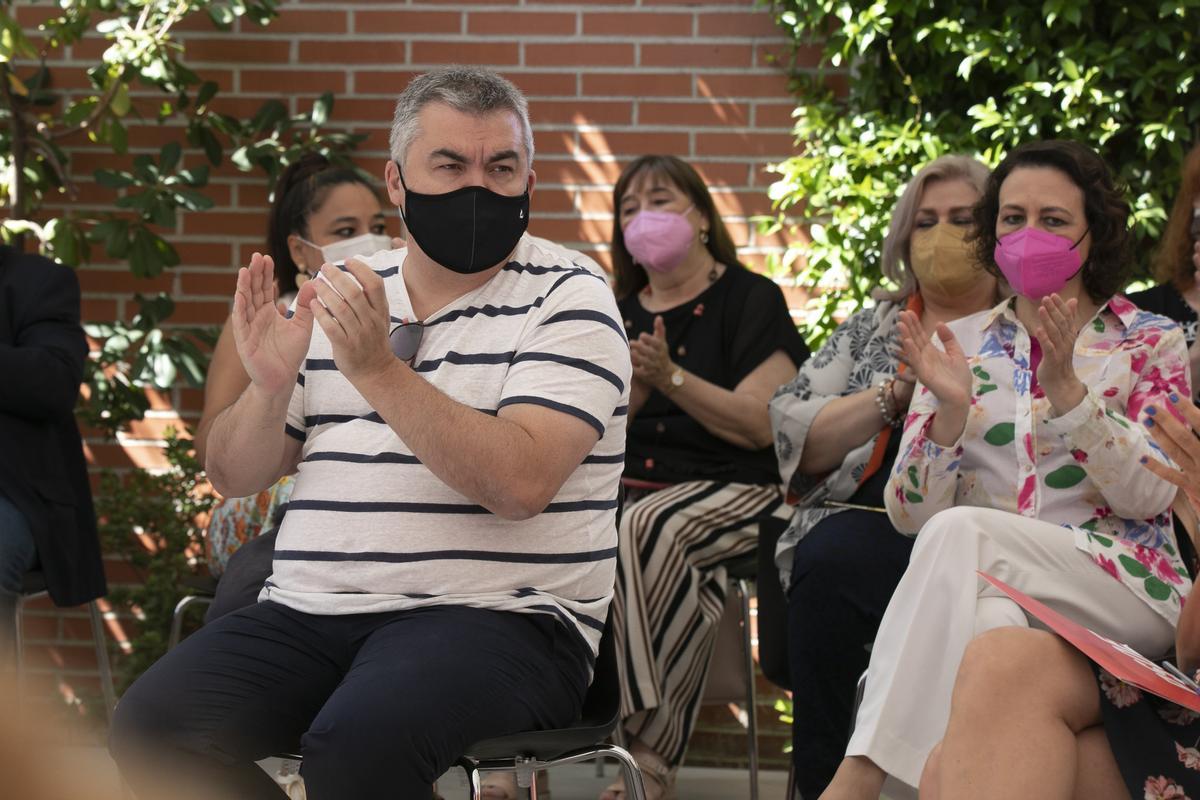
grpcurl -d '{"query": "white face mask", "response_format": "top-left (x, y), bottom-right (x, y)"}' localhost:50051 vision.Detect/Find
top-left (298, 232), bottom-right (393, 267)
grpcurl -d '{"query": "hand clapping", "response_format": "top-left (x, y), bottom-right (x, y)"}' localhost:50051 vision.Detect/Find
top-left (1034, 293), bottom-right (1086, 413)
top-left (896, 310), bottom-right (972, 411)
top-left (308, 259), bottom-right (394, 383)
top-left (230, 252), bottom-right (316, 395)
top-left (630, 315), bottom-right (675, 392)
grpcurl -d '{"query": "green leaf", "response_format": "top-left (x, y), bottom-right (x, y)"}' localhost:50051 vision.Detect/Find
top-left (1045, 464), bottom-right (1087, 489)
top-left (983, 422), bottom-right (1015, 446)
top-left (110, 81), bottom-right (131, 117)
top-left (196, 80), bottom-right (219, 109)
top-left (1144, 576), bottom-right (1172, 601)
top-left (1090, 533), bottom-right (1114, 547)
top-left (907, 464), bottom-right (919, 488)
top-left (905, 490), bottom-right (923, 503)
top-left (159, 142), bottom-right (182, 174)
top-left (311, 92), bottom-right (332, 127)
top-left (1118, 554), bottom-right (1151, 578)
top-left (94, 169), bottom-right (135, 189)
top-left (977, 384), bottom-right (998, 395)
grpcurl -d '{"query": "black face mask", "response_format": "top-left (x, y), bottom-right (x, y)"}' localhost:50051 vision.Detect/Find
top-left (397, 165), bottom-right (530, 274)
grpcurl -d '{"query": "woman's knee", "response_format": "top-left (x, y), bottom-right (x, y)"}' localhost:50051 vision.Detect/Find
top-left (909, 505), bottom-right (1016, 567)
top-left (954, 628), bottom-right (1075, 711)
top-left (794, 526), bottom-right (865, 586)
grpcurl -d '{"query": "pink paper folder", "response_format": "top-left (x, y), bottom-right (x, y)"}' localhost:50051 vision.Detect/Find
top-left (978, 571), bottom-right (1200, 713)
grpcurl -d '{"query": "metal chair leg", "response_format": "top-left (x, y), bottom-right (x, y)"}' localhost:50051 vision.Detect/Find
top-left (13, 592), bottom-right (25, 697)
top-left (168, 595), bottom-right (213, 650)
top-left (848, 670), bottom-right (868, 739)
top-left (737, 577), bottom-right (759, 800)
top-left (458, 758), bottom-right (482, 800)
top-left (89, 601), bottom-right (117, 722)
top-left (605, 744), bottom-right (649, 800)
top-left (787, 760), bottom-right (797, 800)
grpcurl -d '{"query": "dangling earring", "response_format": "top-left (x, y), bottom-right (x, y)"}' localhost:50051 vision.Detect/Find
top-left (701, 229), bottom-right (717, 282)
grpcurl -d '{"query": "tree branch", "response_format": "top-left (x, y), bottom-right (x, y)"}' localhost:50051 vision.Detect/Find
top-left (43, 76), bottom-right (120, 142)
top-left (0, 62), bottom-right (29, 249)
top-left (27, 135), bottom-right (78, 200)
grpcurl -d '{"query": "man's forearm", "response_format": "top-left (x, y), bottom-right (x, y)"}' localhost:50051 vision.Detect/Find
top-left (205, 382), bottom-right (294, 497)
top-left (354, 360), bottom-right (551, 520)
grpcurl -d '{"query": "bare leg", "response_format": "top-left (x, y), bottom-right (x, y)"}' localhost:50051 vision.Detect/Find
top-left (934, 627), bottom-right (1115, 800)
top-left (1073, 727), bottom-right (1131, 800)
top-left (816, 756), bottom-right (886, 800)
top-left (918, 744), bottom-right (942, 800)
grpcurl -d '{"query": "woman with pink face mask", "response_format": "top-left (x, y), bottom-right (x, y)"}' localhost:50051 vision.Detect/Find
top-left (602, 155), bottom-right (809, 799)
top-left (821, 140), bottom-right (1193, 800)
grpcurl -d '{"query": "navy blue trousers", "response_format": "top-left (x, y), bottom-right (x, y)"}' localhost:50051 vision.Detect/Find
top-left (787, 510), bottom-right (914, 799)
top-left (109, 601), bottom-right (589, 800)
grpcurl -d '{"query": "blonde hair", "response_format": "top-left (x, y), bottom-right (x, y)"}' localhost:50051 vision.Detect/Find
top-left (876, 154), bottom-right (991, 301)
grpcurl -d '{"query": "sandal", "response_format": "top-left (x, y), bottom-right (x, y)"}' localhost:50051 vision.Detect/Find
top-left (598, 748), bottom-right (676, 800)
top-left (480, 769), bottom-right (552, 799)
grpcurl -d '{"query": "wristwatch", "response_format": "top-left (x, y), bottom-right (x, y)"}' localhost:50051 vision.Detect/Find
top-left (666, 367), bottom-right (685, 393)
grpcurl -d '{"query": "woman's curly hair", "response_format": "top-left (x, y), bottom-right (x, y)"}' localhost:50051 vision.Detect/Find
top-left (972, 140), bottom-right (1132, 302)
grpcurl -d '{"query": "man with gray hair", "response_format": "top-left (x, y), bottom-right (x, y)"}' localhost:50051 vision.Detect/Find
top-left (109, 65), bottom-right (629, 800)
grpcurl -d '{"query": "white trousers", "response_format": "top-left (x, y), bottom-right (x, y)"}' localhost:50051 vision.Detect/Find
top-left (845, 506), bottom-right (1175, 789)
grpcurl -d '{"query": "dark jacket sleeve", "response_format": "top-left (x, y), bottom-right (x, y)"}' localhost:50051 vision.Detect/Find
top-left (0, 258), bottom-right (87, 421)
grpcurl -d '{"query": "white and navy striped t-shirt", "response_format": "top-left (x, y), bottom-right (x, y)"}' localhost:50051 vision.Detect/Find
top-left (264, 236), bottom-right (630, 662)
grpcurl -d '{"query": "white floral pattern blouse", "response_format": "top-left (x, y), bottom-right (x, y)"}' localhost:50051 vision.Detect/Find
top-left (884, 295), bottom-right (1193, 624)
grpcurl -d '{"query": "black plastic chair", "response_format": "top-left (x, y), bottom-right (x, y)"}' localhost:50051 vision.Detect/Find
top-left (457, 615), bottom-right (647, 800)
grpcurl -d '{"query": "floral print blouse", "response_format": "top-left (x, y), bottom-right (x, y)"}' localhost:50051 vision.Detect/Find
top-left (769, 299), bottom-right (907, 589)
top-left (884, 295), bottom-right (1192, 625)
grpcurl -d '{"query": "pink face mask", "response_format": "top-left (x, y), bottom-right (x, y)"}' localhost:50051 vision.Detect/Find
top-left (993, 227), bottom-right (1088, 299)
top-left (623, 205), bottom-right (696, 273)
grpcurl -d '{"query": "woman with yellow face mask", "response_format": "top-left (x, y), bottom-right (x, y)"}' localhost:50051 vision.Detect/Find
top-left (768, 154), bottom-right (1000, 798)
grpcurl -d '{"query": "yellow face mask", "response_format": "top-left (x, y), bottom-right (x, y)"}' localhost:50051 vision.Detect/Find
top-left (908, 223), bottom-right (982, 297)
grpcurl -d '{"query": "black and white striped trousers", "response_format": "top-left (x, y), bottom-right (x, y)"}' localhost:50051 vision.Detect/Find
top-left (613, 479), bottom-right (789, 767)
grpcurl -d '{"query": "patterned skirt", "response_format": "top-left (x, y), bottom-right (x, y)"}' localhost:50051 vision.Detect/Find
top-left (1094, 663), bottom-right (1200, 799)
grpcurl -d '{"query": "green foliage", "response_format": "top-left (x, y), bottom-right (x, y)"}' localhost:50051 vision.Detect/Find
top-left (95, 429), bottom-right (214, 692)
top-left (0, 0), bottom-right (365, 432)
top-left (774, 697), bottom-right (793, 753)
top-left (767, 0), bottom-right (1200, 346)
top-left (82, 294), bottom-right (217, 433)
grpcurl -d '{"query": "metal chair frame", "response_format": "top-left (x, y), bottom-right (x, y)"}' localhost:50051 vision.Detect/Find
top-left (168, 593), bottom-right (214, 650)
top-left (14, 572), bottom-right (117, 723)
top-left (726, 571), bottom-right (760, 800)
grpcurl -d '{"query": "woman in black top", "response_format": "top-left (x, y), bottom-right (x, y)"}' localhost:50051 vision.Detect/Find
top-left (601, 155), bottom-right (809, 799)
top-left (1127, 142), bottom-right (1200, 396)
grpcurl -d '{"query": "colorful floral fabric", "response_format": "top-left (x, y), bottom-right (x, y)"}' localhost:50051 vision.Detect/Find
top-left (1093, 664), bottom-right (1200, 800)
top-left (204, 475), bottom-right (294, 576)
top-left (884, 295), bottom-right (1192, 624)
top-left (769, 299), bottom-right (907, 589)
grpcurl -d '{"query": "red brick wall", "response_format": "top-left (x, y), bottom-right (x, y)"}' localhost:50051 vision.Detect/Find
top-left (14, 0), bottom-right (803, 751)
